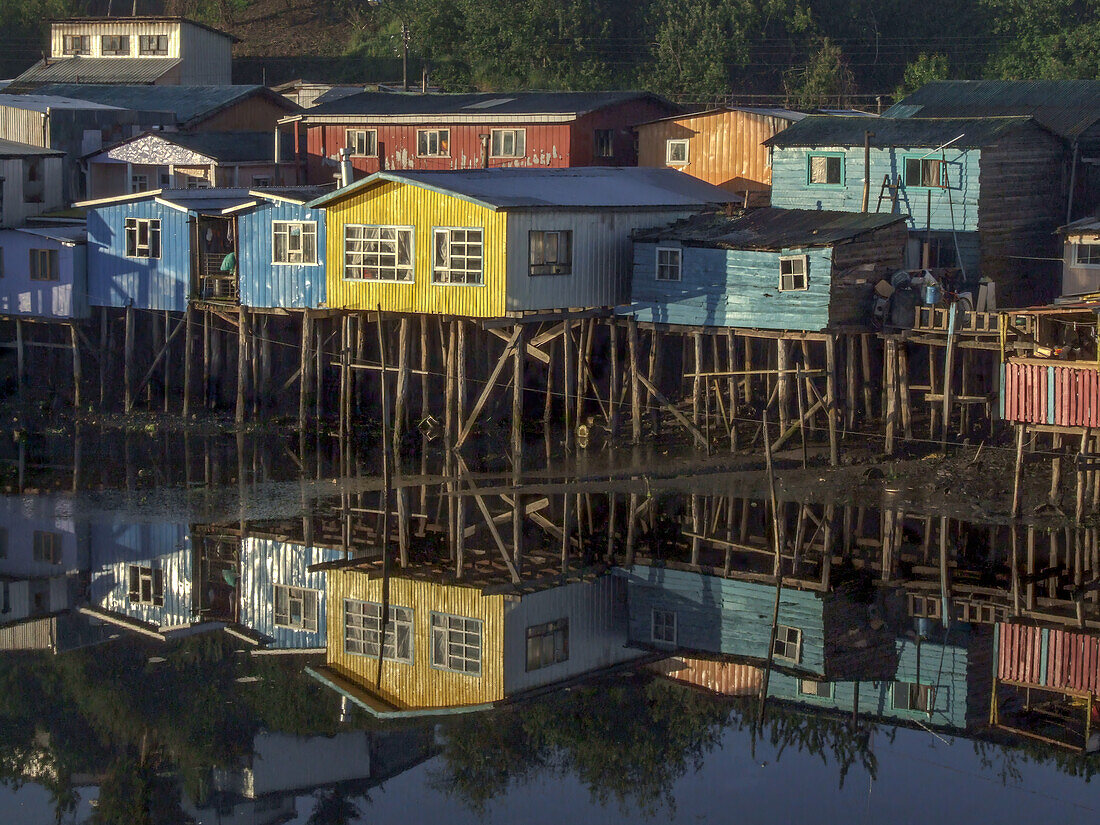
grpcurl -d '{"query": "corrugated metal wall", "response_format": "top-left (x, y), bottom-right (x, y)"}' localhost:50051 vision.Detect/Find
top-left (238, 200), bottom-right (327, 309)
top-left (636, 110), bottom-right (792, 192)
top-left (88, 522), bottom-right (193, 628)
top-left (51, 21), bottom-right (179, 59)
top-left (323, 179), bottom-right (506, 316)
top-left (649, 656), bottom-right (762, 696)
top-left (0, 104), bottom-right (47, 148)
top-left (180, 23), bottom-right (233, 85)
top-left (502, 575), bottom-right (641, 694)
top-left (87, 201), bottom-right (191, 311)
top-left (0, 230), bottom-right (88, 319)
top-left (624, 241), bottom-right (833, 330)
top-left (0, 616), bottom-right (55, 651)
top-left (326, 569), bottom-right (505, 709)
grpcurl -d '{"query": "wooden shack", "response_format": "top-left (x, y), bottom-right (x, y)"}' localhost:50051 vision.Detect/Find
top-left (0, 139), bottom-right (66, 226)
top-left (1057, 217), bottom-right (1100, 297)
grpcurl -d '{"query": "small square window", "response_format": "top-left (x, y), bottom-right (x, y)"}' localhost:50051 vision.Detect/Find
top-left (772, 625), bottom-right (801, 662)
top-left (594, 129), bottom-right (615, 159)
top-left (417, 129), bottom-right (450, 157)
top-left (33, 531), bottom-right (62, 564)
top-left (808, 154), bottom-right (842, 185)
top-left (345, 599), bottom-right (413, 662)
top-left (526, 618), bottom-right (569, 671)
top-left (125, 218), bottom-right (161, 258)
top-left (779, 255), bottom-right (808, 291)
top-left (656, 247), bottom-right (681, 282)
top-left (799, 679), bottom-right (833, 698)
top-left (431, 611), bottom-right (482, 674)
top-left (1075, 243), bottom-right (1100, 266)
top-left (273, 221), bottom-right (318, 265)
top-left (101, 35), bottom-right (130, 56)
top-left (128, 565), bottom-right (164, 606)
top-left (666, 139), bottom-right (689, 165)
top-left (347, 129), bottom-right (377, 157)
top-left (904, 157), bottom-right (945, 189)
top-left (529, 230), bottom-right (572, 276)
top-left (491, 129), bottom-right (526, 158)
top-left (273, 585), bottom-right (319, 631)
top-left (130, 174), bottom-right (148, 193)
top-left (346, 225), bottom-right (414, 281)
top-left (432, 227), bottom-right (483, 285)
top-left (138, 35), bottom-right (169, 56)
top-left (651, 608), bottom-right (677, 644)
top-left (893, 681), bottom-right (935, 712)
top-left (62, 35), bottom-right (90, 55)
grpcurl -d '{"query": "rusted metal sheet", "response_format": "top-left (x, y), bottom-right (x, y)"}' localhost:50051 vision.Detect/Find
top-left (648, 656), bottom-right (762, 696)
top-left (1053, 365), bottom-right (1100, 428)
top-left (1002, 362), bottom-right (1050, 424)
top-left (997, 622), bottom-right (1045, 685)
top-left (1046, 628), bottom-right (1100, 695)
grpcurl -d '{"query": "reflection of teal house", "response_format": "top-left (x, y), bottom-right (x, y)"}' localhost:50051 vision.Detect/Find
top-left (623, 208), bottom-right (906, 330)
top-left (764, 115), bottom-right (1064, 307)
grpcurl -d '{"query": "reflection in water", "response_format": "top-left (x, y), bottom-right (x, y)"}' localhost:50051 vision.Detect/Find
top-left (2, 432), bottom-right (1100, 821)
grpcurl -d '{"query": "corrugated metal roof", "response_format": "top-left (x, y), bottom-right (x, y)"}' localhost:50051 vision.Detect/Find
top-left (305, 90), bottom-right (669, 118)
top-left (633, 207), bottom-right (906, 249)
top-left (765, 114), bottom-right (1039, 148)
top-left (31, 83), bottom-right (296, 125)
top-left (635, 105), bottom-right (807, 128)
top-left (0, 137), bottom-right (65, 158)
top-left (12, 225), bottom-right (87, 243)
top-left (884, 80), bottom-right (1100, 141)
top-left (0, 92), bottom-right (125, 112)
top-left (9, 58), bottom-right (182, 91)
top-left (310, 167), bottom-right (740, 211)
top-left (79, 186), bottom-right (254, 213)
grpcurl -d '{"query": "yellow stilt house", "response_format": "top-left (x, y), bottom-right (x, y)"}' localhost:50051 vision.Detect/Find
top-left (308, 167), bottom-right (737, 317)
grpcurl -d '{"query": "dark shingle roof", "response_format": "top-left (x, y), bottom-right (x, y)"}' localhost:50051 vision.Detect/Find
top-left (764, 115), bottom-right (1040, 149)
top-left (633, 208), bottom-right (906, 249)
top-left (9, 58), bottom-right (181, 92)
top-left (884, 80), bottom-right (1100, 141)
top-left (164, 131), bottom-right (286, 163)
top-left (304, 90), bottom-right (670, 118)
top-left (0, 138), bottom-right (65, 158)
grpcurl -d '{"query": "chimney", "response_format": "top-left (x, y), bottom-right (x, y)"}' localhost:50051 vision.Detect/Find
top-left (339, 147), bottom-right (353, 188)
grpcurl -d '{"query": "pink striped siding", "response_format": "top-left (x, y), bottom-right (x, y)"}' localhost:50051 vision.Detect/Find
top-left (1046, 628), bottom-right (1100, 695)
top-left (1003, 363), bottom-right (1048, 424)
top-left (1053, 366), bottom-right (1100, 428)
top-left (998, 623), bottom-right (1044, 685)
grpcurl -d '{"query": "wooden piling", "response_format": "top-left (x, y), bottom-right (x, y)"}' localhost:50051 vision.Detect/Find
top-left (235, 306), bottom-right (248, 424)
top-left (627, 318), bottom-right (640, 444)
top-left (860, 334), bottom-right (874, 420)
top-left (183, 307), bottom-right (193, 417)
top-left (609, 320), bottom-right (620, 438)
top-left (884, 338), bottom-right (897, 456)
top-left (98, 307), bottom-right (108, 409)
top-left (123, 305), bottom-right (134, 412)
top-left (70, 324), bottom-right (82, 410)
top-left (825, 335), bottom-right (838, 466)
top-left (563, 320), bottom-right (575, 446)
top-left (513, 323), bottom-right (526, 455)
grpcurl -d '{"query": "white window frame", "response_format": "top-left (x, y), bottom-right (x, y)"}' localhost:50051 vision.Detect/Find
top-left (346, 129), bottom-right (378, 158)
top-left (1074, 242), bottom-right (1100, 267)
top-left (430, 611), bottom-right (482, 675)
top-left (417, 129), bottom-right (450, 158)
top-left (344, 224), bottom-right (414, 282)
top-left (432, 227), bottom-right (484, 285)
top-left (272, 220), bottom-right (318, 266)
top-left (779, 255), bottom-right (808, 292)
top-left (273, 585), bottom-right (319, 632)
top-left (656, 247), bottom-right (681, 282)
top-left (62, 34), bottom-right (90, 55)
top-left (526, 618), bottom-right (569, 671)
top-left (529, 229), bottom-right (572, 276)
top-left (138, 34), bottom-right (169, 55)
top-left (666, 139), bottom-right (689, 165)
top-left (101, 34), bottom-right (130, 56)
top-left (125, 218), bottom-right (161, 259)
top-left (344, 599), bottom-right (413, 663)
top-left (128, 564), bottom-right (164, 606)
top-left (29, 249), bottom-right (58, 282)
top-left (892, 681), bottom-right (936, 712)
top-left (651, 608), bottom-right (677, 644)
top-left (772, 625), bottom-right (802, 662)
top-left (490, 128), bottom-right (526, 158)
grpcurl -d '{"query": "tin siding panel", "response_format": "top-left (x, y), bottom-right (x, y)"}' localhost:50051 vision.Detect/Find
top-left (624, 241), bottom-right (832, 331)
top-left (238, 201), bottom-right (327, 308)
top-left (0, 230), bottom-right (88, 319)
top-left (649, 656), bottom-right (763, 695)
top-left (87, 201), bottom-right (191, 311)
top-left (88, 522), bottom-right (192, 628)
top-left (503, 575), bottom-right (642, 694)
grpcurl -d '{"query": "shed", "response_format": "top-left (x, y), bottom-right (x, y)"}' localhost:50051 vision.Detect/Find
top-left (623, 207), bottom-right (907, 330)
top-left (0, 139), bottom-right (66, 227)
top-left (308, 166), bottom-right (737, 317)
top-left (0, 223), bottom-right (88, 320)
top-left (1057, 216), bottom-right (1100, 297)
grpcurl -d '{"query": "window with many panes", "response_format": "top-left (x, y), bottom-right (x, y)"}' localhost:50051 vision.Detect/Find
top-left (799, 679), bottom-right (833, 698)
top-left (344, 599), bottom-right (413, 662)
top-left (491, 129), bottom-right (525, 158)
top-left (62, 35), bottom-right (90, 55)
top-left (272, 221), bottom-right (318, 265)
top-left (417, 129), bottom-right (449, 157)
top-left (892, 681), bottom-right (935, 712)
top-left (1076, 243), bottom-right (1100, 266)
top-left (666, 139), bottom-right (689, 165)
top-left (779, 255), bottom-right (808, 291)
top-left (904, 156), bottom-right (946, 188)
top-left (347, 129), bottom-right (377, 157)
top-left (131, 174), bottom-right (148, 193)
top-left (273, 585), bottom-right (319, 631)
top-left (594, 129), bottom-right (615, 158)
top-left (345, 225), bottom-right (413, 281)
top-left (807, 154), bottom-right (843, 185)
top-left (33, 531), bottom-right (62, 564)
top-left (656, 247), bottom-right (681, 282)
top-left (529, 230), bottom-right (572, 276)
top-left (432, 228), bottom-right (483, 284)
top-left (772, 625), bottom-right (801, 662)
top-left (29, 249), bottom-right (58, 282)
top-left (526, 618), bottom-right (569, 671)
top-left (125, 218), bottom-right (161, 258)
top-left (431, 611), bottom-right (482, 674)
top-left (651, 608), bottom-right (677, 644)
top-left (101, 35), bottom-right (130, 55)
top-left (251, 175), bottom-right (272, 187)
top-left (139, 35), bottom-right (169, 55)
top-left (128, 565), bottom-right (164, 606)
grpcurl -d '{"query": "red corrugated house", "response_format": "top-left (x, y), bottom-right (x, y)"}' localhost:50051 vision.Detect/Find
top-left (281, 91), bottom-right (679, 186)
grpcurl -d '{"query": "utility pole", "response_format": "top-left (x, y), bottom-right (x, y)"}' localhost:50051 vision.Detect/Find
top-left (401, 23), bottom-right (411, 91)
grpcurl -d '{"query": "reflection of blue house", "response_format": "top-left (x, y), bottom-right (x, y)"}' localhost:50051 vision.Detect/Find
top-left (623, 208), bottom-right (906, 330)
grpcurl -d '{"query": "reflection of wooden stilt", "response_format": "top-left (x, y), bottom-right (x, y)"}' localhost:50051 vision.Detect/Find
top-left (884, 338), bottom-right (897, 456)
top-left (394, 316), bottom-right (409, 448)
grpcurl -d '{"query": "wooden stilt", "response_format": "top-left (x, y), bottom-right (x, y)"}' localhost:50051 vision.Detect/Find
top-left (941, 307), bottom-right (957, 449)
top-left (628, 318), bottom-right (641, 444)
top-left (419, 315), bottom-right (429, 423)
top-left (825, 335), bottom-right (838, 466)
top-left (1050, 432), bottom-right (1063, 505)
top-left (898, 342), bottom-right (912, 441)
top-left (202, 309), bottom-right (211, 410)
top-left (512, 323), bottom-right (526, 455)
top-left (299, 310), bottom-right (312, 428)
top-left (163, 310), bottom-right (171, 413)
top-left (456, 320), bottom-right (467, 431)
top-left (563, 320), bottom-right (575, 447)
top-left (444, 321), bottom-right (456, 448)
top-left (259, 314), bottom-right (272, 418)
top-left (183, 307), bottom-right (193, 417)
top-left (1077, 428), bottom-right (1090, 523)
top-left (845, 334), bottom-right (857, 430)
top-left (70, 324), bottom-right (82, 411)
top-left (98, 307), bottom-right (108, 410)
top-left (123, 305), bottom-right (134, 412)
top-left (692, 332), bottom-right (704, 427)
top-left (235, 306), bottom-right (248, 424)
top-left (884, 338), bottom-right (897, 456)
top-left (647, 328), bottom-right (662, 433)
top-left (543, 337), bottom-right (555, 424)
top-left (609, 320), bottom-right (620, 438)
top-left (776, 337), bottom-right (790, 430)
top-left (1011, 424), bottom-right (1025, 519)
top-left (860, 334), bottom-right (874, 420)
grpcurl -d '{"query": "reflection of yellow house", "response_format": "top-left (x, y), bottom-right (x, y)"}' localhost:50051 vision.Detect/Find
top-left (307, 568), bottom-right (641, 717)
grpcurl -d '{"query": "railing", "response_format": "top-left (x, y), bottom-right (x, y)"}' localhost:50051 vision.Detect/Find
top-left (195, 252), bottom-right (238, 303)
top-left (1002, 360), bottom-right (1100, 426)
top-left (914, 305), bottom-right (999, 335)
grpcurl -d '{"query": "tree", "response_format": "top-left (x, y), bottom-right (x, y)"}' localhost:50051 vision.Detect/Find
top-left (895, 52), bottom-right (950, 99)
top-left (783, 36), bottom-right (857, 107)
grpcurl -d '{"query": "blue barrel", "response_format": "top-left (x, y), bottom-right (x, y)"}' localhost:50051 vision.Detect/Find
top-left (924, 284), bottom-right (941, 305)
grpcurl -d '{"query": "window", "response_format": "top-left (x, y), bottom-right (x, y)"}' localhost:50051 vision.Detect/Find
top-left (273, 585), bottom-right (319, 631)
top-left (594, 129), bottom-right (614, 158)
top-left (491, 128), bottom-right (526, 158)
top-left (779, 255), bottom-right (808, 291)
top-left (904, 156), bottom-right (946, 188)
top-left (128, 565), bottom-right (164, 606)
top-left (159, 172), bottom-right (173, 188)
top-left (347, 129), bottom-right (377, 157)
top-left (656, 247), bottom-right (681, 282)
top-left (431, 611), bottom-right (482, 674)
top-left (23, 159), bottom-right (43, 204)
top-left (529, 230), bottom-right (572, 276)
top-left (62, 35), bottom-right (90, 55)
top-left (666, 139), bottom-right (689, 165)
top-left (651, 608), bottom-right (677, 644)
top-left (251, 175), bottom-right (272, 187)
top-left (185, 176), bottom-right (211, 190)
top-left (345, 225), bottom-right (413, 281)
top-left (893, 681), bottom-right (935, 712)
top-left (101, 35), bottom-right (130, 56)
top-left (33, 531), bottom-right (62, 564)
top-left (526, 618), bottom-right (569, 671)
top-left (29, 249), bottom-right (58, 282)
top-left (808, 154), bottom-right (843, 185)
top-left (432, 227), bottom-right (483, 285)
top-left (138, 34), bottom-right (169, 56)
top-left (130, 174), bottom-right (148, 193)
top-left (417, 129), bottom-right (450, 157)
top-left (125, 218), bottom-right (161, 258)
top-left (772, 625), bottom-right (802, 662)
top-left (1076, 243), bottom-right (1100, 266)
top-left (799, 679), bottom-right (833, 698)
top-left (344, 599), bottom-right (413, 662)
top-left (272, 221), bottom-right (318, 265)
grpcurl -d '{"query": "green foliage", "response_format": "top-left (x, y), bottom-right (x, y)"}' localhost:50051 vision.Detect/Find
top-left (783, 36), bottom-right (856, 107)
top-left (895, 53), bottom-right (950, 99)
top-left (981, 0), bottom-right (1100, 79)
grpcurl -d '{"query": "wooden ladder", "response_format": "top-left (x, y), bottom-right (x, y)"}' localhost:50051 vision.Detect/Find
top-left (876, 174), bottom-right (901, 213)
